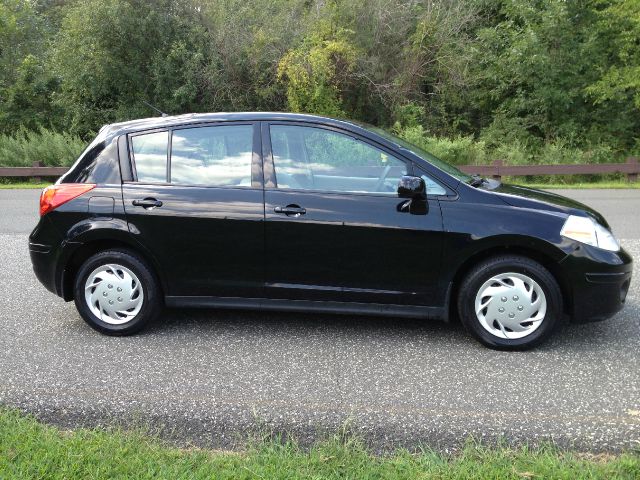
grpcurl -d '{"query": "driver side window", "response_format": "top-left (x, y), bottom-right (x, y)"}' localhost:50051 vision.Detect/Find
top-left (270, 125), bottom-right (407, 194)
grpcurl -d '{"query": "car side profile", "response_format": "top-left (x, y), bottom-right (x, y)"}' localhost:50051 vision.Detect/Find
top-left (29, 112), bottom-right (632, 349)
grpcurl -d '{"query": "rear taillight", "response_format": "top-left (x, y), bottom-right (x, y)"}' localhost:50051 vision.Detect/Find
top-left (40, 183), bottom-right (96, 216)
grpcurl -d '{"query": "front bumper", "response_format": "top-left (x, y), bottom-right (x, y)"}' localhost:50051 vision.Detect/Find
top-left (560, 243), bottom-right (633, 323)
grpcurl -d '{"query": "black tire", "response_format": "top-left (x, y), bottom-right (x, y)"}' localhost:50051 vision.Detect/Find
top-left (73, 249), bottom-right (162, 335)
top-left (456, 255), bottom-right (563, 350)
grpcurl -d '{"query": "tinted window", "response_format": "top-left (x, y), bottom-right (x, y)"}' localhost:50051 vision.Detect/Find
top-left (170, 125), bottom-right (253, 186)
top-left (416, 168), bottom-right (447, 196)
top-left (61, 137), bottom-right (120, 184)
top-left (132, 131), bottom-right (168, 183)
top-left (270, 125), bottom-right (406, 194)
top-left (369, 126), bottom-right (473, 183)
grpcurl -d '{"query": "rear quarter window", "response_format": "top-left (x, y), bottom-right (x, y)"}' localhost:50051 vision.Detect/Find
top-left (60, 137), bottom-right (121, 184)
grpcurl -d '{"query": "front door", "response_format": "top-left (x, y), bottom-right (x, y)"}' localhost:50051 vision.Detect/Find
top-left (122, 122), bottom-right (264, 298)
top-left (263, 123), bottom-right (444, 306)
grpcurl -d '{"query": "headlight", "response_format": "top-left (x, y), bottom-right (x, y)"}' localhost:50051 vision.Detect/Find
top-left (560, 215), bottom-right (620, 252)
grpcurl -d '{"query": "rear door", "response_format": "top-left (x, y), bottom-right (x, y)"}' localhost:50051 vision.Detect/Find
top-left (122, 122), bottom-right (264, 298)
top-left (263, 122), bottom-right (444, 306)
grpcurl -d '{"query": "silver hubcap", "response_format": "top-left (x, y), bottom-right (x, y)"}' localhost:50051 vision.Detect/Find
top-left (474, 272), bottom-right (546, 339)
top-left (84, 264), bottom-right (143, 325)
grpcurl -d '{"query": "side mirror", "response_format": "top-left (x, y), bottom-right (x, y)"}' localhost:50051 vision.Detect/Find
top-left (397, 175), bottom-right (426, 201)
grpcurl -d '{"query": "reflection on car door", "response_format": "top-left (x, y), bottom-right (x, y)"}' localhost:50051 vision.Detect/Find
top-left (122, 123), bottom-right (265, 299)
top-left (263, 123), bottom-right (444, 306)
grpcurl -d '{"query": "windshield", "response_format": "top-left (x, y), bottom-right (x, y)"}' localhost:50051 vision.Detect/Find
top-left (368, 127), bottom-right (473, 183)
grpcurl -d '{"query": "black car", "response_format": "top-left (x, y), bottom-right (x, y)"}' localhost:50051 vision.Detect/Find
top-left (29, 112), bottom-right (632, 349)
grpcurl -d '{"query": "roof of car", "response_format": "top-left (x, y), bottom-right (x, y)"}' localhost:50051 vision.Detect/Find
top-left (102, 112), bottom-right (371, 138)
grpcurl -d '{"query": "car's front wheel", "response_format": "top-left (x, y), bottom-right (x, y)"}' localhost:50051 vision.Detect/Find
top-left (457, 255), bottom-right (563, 350)
top-left (73, 249), bottom-right (161, 335)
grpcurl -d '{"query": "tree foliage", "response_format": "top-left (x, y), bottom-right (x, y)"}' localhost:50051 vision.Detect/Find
top-left (278, 21), bottom-right (358, 117)
top-left (0, 0), bottom-right (638, 158)
top-left (586, 0), bottom-right (640, 109)
top-left (466, 0), bottom-right (640, 149)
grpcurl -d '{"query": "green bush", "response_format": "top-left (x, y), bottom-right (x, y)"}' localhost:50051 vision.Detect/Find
top-left (0, 128), bottom-right (85, 168)
top-left (397, 125), bottom-right (632, 168)
top-left (0, 125), bottom-right (635, 186)
top-left (397, 125), bottom-right (490, 166)
top-left (396, 124), bottom-right (633, 168)
top-left (395, 125), bottom-right (640, 185)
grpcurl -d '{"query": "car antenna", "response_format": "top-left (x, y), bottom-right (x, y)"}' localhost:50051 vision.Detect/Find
top-left (142, 100), bottom-right (168, 118)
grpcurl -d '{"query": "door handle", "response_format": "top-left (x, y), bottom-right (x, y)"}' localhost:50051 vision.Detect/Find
top-left (132, 198), bottom-right (163, 209)
top-left (274, 205), bottom-right (306, 216)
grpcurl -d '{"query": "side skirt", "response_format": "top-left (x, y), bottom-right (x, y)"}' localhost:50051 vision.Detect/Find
top-left (165, 296), bottom-right (447, 321)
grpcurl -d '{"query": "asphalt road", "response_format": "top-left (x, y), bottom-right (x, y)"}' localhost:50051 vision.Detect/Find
top-left (0, 188), bottom-right (638, 452)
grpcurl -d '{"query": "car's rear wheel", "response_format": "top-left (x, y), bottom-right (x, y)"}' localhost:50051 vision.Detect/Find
top-left (73, 249), bottom-right (161, 335)
top-left (457, 255), bottom-right (563, 350)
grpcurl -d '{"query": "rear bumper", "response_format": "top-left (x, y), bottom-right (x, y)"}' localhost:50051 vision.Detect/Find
top-left (29, 242), bottom-right (60, 296)
top-left (560, 244), bottom-right (633, 323)
top-left (29, 216), bottom-right (64, 297)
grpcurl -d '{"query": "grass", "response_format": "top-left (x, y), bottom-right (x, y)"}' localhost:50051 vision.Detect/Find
top-left (512, 181), bottom-right (640, 189)
top-left (0, 182), bottom-right (50, 189)
top-left (0, 408), bottom-right (638, 479)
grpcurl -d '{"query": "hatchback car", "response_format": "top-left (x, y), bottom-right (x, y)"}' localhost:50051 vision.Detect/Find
top-left (29, 112), bottom-right (632, 349)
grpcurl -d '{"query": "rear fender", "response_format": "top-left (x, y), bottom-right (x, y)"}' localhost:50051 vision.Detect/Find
top-left (57, 218), bottom-right (166, 300)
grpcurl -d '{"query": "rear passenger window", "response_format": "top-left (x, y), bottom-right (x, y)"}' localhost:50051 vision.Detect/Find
top-left (132, 131), bottom-right (168, 183)
top-left (170, 125), bottom-right (253, 187)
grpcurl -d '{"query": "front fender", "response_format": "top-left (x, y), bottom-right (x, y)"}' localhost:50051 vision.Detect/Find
top-left (439, 201), bottom-right (574, 286)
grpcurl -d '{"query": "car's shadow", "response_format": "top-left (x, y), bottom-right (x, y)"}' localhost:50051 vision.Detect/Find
top-left (154, 306), bottom-right (459, 335)
top-left (55, 295), bottom-right (638, 354)
top-left (135, 303), bottom-right (638, 354)
top-left (144, 306), bottom-right (463, 347)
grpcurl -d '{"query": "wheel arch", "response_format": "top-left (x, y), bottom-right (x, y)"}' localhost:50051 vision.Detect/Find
top-left (59, 236), bottom-right (165, 302)
top-left (448, 244), bottom-right (572, 322)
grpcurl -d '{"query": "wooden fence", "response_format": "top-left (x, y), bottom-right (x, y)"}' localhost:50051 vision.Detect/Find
top-left (1, 158), bottom-right (639, 182)
top-left (0, 162), bottom-right (68, 182)
top-left (459, 157), bottom-right (639, 182)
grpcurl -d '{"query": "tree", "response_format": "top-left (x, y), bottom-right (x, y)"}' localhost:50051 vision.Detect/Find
top-left (278, 20), bottom-right (358, 117)
top-left (587, 0), bottom-right (640, 109)
top-left (465, 0), bottom-right (639, 149)
top-left (0, 0), bottom-right (58, 133)
top-left (51, 0), bottom-right (213, 136)
top-left (0, 0), bottom-right (637, 157)
top-left (0, 54), bottom-right (61, 131)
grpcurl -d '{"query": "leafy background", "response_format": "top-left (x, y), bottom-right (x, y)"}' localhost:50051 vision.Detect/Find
top-left (1, 0), bottom-right (639, 175)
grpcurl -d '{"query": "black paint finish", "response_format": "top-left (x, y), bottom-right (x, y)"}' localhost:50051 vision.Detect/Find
top-left (122, 184), bottom-right (264, 297)
top-left (30, 112), bottom-right (632, 325)
top-left (263, 189), bottom-right (443, 305)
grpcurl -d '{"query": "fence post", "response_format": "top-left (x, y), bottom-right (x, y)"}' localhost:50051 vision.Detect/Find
top-left (627, 157), bottom-right (639, 182)
top-left (492, 159), bottom-right (503, 181)
top-left (32, 161), bottom-right (42, 183)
